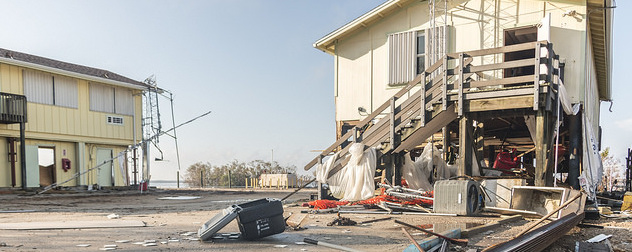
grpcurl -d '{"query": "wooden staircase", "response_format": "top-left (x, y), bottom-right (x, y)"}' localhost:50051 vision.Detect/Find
top-left (306, 41), bottom-right (562, 182)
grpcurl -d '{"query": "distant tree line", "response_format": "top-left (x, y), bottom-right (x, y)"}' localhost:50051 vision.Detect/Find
top-left (184, 160), bottom-right (304, 187)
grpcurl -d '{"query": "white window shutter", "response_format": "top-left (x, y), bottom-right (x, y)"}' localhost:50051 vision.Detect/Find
top-left (23, 70), bottom-right (54, 105)
top-left (388, 31), bottom-right (417, 85)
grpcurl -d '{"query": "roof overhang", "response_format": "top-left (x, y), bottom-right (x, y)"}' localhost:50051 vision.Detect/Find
top-left (313, 0), bottom-right (415, 55)
top-left (587, 0), bottom-right (614, 101)
top-left (0, 57), bottom-right (148, 91)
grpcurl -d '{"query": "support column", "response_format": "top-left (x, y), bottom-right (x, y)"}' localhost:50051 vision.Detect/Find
top-left (568, 110), bottom-right (582, 190)
top-left (535, 109), bottom-right (554, 186)
top-left (20, 122), bottom-right (26, 190)
top-left (442, 126), bottom-right (450, 162)
top-left (458, 116), bottom-right (473, 177)
top-left (391, 153), bottom-right (402, 186)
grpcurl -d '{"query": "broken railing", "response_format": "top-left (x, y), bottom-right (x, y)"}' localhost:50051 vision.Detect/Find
top-left (305, 41), bottom-right (562, 177)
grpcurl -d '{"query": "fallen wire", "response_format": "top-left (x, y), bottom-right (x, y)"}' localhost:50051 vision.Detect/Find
top-left (36, 111), bottom-right (212, 194)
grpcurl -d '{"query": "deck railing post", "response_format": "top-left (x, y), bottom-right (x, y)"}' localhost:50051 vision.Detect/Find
top-left (390, 97), bottom-right (396, 150)
top-left (420, 72), bottom-right (427, 127)
top-left (534, 42), bottom-right (541, 110)
top-left (442, 56), bottom-right (448, 111)
top-left (457, 53), bottom-right (464, 116)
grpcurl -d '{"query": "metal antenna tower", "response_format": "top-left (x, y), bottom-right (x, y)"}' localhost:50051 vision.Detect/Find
top-left (143, 75), bottom-right (162, 142)
top-left (429, 0), bottom-right (448, 67)
top-left (142, 75), bottom-right (163, 161)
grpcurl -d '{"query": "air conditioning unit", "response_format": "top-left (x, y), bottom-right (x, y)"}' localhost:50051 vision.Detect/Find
top-left (433, 180), bottom-right (482, 215)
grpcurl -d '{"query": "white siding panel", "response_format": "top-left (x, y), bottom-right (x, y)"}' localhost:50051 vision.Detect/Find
top-left (388, 31), bottom-right (417, 85)
top-left (54, 75), bottom-right (78, 108)
top-left (23, 70), bottom-right (53, 105)
top-left (115, 88), bottom-right (133, 116)
top-left (89, 82), bottom-right (114, 113)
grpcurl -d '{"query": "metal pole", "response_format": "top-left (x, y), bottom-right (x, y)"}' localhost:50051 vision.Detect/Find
top-left (20, 122), bottom-right (26, 190)
top-left (168, 92), bottom-right (182, 188)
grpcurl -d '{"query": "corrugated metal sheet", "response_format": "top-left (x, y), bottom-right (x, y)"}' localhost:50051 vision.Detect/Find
top-left (388, 30), bottom-right (417, 85)
top-left (89, 82), bottom-right (114, 113)
top-left (53, 75), bottom-right (78, 108)
top-left (114, 87), bottom-right (133, 116)
top-left (23, 70), bottom-right (54, 105)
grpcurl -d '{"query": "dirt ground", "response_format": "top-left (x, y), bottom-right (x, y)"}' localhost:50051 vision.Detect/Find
top-left (0, 187), bottom-right (630, 252)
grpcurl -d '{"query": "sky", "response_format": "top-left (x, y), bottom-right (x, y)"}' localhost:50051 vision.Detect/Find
top-left (0, 1), bottom-right (630, 181)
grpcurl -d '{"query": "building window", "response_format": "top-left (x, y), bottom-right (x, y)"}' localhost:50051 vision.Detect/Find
top-left (89, 82), bottom-right (134, 116)
top-left (388, 30), bottom-right (425, 85)
top-left (23, 70), bottom-right (78, 108)
top-left (416, 33), bottom-right (426, 75)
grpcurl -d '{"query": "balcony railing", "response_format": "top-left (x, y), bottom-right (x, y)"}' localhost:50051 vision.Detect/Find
top-left (0, 92), bottom-right (27, 124)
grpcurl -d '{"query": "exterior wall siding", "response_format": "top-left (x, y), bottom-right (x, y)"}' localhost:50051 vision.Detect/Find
top-left (0, 62), bottom-right (142, 188)
top-left (332, 0), bottom-right (591, 126)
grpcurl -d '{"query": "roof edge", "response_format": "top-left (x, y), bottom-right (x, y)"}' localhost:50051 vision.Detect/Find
top-left (0, 57), bottom-right (148, 91)
top-left (313, 0), bottom-right (406, 54)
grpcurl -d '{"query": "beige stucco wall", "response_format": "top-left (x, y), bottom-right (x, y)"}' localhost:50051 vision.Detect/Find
top-left (332, 0), bottom-right (596, 127)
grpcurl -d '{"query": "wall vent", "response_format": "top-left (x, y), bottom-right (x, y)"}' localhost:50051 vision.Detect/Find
top-left (106, 115), bottom-right (124, 125)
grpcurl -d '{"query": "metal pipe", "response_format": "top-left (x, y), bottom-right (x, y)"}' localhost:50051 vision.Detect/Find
top-left (394, 220), bottom-right (468, 246)
top-left (402, 227), bottom-right (425, 252)
top-left (304, 238), bottom-right (364, 252)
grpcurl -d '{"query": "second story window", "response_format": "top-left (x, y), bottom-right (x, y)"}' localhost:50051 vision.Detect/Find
top-left (89, 82), bottom-right (134, 116)
top-left (416, 32), bottom-right (426, 75)
top-left (388, 30), bottom-right (426, 85)
top-left (23, 70), bottom-right (78, 108)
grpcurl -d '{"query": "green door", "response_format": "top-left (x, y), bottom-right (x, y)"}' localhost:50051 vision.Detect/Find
top-left (25, 145), bottom-right (40, 188)
top-left (97, 149), bottom-right (113, 186)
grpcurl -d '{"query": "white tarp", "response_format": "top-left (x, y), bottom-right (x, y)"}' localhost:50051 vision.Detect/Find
top-left (558, 80), bottom-right (574, 115)
top-left (402, 143), bottom-right (456, 191)
top-left (316, 143), bottom-right (377, 201)
top-left (402, 153), bottom-right (433, 191)
top-left (580, 115), bottom-right (603, 200)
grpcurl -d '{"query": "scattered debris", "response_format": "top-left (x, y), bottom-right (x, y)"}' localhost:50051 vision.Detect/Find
top-left (395, 220), bottom-right (468, 246)
top-left (303, 238), bottom-right (363, 252)
top-left (0, 220), bottom-right (145, 230)
top-left (286, 213), bottom-right (308, 230)
top-left (199, 198), bottom-right (285, 241)
top-left (358, 217), bottom-right (391, 225)
top-left (327, 213), bottom-right (357, 226)
top-left (586, 234), bottom-right (613, 243)
top-left (158, 196), bottom-right (201, 200)
top-left (401, 227), bottom-right (424, 252)
top-left (106, 214), bottom-right (120, 219)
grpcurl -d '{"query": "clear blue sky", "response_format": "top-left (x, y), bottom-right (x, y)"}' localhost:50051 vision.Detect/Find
top-left (0, 1), bottom-right (629, 180)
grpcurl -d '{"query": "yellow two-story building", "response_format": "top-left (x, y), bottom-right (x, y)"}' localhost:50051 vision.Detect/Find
top-left (0, 48), bottom-right (147, 189)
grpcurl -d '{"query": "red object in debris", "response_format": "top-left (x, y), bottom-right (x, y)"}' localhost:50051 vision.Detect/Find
top-left (305, 191), bottom-right (435, 210)
top-left (493, 150), bottom-right (519, 174)
top-left (139, 181), bottom-right (148, 191)
top-left (307, 200), bottom-right (349, 210)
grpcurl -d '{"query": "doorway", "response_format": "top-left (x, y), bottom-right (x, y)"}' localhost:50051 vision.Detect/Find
top-left (503, 26), bottom-right (537, 78)
top-left (97, 148), bottom-right (113, 187)
top-left (38, 147), bottom-right (56, 187)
